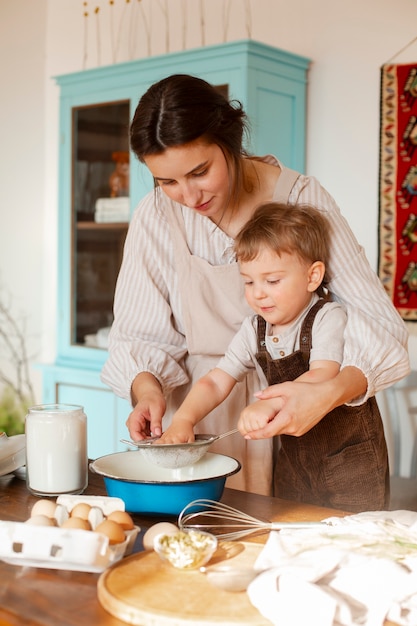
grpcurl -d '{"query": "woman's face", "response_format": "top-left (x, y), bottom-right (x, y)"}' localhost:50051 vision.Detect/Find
top-left (144, 139), bottom-right (232, 220)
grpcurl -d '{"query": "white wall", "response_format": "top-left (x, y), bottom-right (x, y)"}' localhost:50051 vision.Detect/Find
top-left (2, 0), bottom-right (417, 467)
top-left (0, 0), bottom-right (47, 397)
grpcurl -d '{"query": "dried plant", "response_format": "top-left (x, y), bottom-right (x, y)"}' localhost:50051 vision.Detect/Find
top-left (0, 293), bottom-right (36, 435)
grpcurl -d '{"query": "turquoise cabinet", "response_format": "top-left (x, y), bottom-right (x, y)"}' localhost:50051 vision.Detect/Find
top-left (41, 39), bottom-right (310, 459)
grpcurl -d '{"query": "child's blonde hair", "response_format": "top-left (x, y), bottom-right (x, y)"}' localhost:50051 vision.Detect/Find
top-left (234, 202), bottom-right (331, 269)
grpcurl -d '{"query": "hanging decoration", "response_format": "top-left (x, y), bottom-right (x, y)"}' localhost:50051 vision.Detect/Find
top-left (181, 0), bottom-right (187, 50)
top-left (82, 2), bottom-right (89, 69)
top-left (222, 0), bottom-right (231, 42)
top-left (200, 0), bottom-right (205, 47)
top-left (81, 0), bottom-right (254, 68)
top-left (379, 62), bottom-right (417, 321)
top-left (158, 0), bottom-right (169, 53)
top-left (245, 0), bottom-right (252, 39)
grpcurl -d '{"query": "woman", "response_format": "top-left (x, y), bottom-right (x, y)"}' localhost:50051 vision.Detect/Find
top-left (101, 74), bottom-right (409, 496)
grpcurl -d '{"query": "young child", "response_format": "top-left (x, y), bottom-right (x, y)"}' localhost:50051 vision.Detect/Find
top-left (159, 202), bottom-right (390, 512)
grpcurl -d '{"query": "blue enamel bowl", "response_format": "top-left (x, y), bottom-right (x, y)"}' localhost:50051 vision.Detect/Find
top-left (90, 451), bottom-right (241, 516)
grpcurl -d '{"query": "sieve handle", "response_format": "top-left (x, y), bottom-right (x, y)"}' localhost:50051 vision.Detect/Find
top-left (213, 428), bottom-right (240, 442)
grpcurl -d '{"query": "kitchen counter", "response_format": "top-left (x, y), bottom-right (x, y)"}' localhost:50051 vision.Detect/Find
top-left (0, 469), bottom-right (396, 626)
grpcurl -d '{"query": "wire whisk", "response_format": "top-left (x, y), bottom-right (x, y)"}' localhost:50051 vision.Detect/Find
top-left (178, 499), bottom-right (327, 541)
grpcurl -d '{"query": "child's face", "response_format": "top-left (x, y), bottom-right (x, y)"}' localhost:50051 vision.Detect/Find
top-left (239, 248), bottom-right (317, 328)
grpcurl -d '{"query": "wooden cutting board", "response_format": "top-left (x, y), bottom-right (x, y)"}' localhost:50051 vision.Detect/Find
top-left (97, 541), bottom-right (271, 625)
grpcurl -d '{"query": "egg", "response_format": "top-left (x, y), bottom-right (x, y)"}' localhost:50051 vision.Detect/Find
top-left (143, 522), bottom-right (179, 550)
top-left (61, 517), bottom-right (91, 531)
top-left (30, 499), bottom-right (57, 519)
top-left (107, 510), bottom-right (134, 530)
top-left (70, 502), bottom-right (92, 520)
top-left (94, 519), bottom-right (126, 545)
top-left (26, 514), bottom-right (56, 527)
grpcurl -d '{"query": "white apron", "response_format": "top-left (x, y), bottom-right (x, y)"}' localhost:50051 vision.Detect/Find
top-left (164, 164), bottom-right (300, 495)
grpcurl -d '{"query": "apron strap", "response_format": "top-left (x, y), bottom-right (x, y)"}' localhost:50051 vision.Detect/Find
top-left (163, 201), bottom-right (191, 257)
top-left (272, 165), bottom-right (300, 204)
top-left (257, 316), bottom-right (267, 352)
top-left (298, 298), bottom-right (328, 357)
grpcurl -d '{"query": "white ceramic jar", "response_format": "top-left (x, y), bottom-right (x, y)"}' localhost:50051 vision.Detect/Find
top-left (25, 403), bottom-right (88, 496)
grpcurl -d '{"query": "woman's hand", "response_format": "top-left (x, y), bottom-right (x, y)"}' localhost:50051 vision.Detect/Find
top-left (238, 398), bottom-right (284, 436)
top-left (241, 381), bottom-right (330, 439)
top-left (240, 367), bottom-right (367, 439)
top-left (126, 372), bottom-right (166, 440)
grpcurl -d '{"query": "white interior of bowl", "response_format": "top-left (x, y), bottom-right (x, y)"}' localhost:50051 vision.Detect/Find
top-left (90, 451), bottom-right (240, 484)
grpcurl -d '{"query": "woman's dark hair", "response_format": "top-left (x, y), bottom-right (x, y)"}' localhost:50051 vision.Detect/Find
top-left (130, 74), bottom-right (250, 205)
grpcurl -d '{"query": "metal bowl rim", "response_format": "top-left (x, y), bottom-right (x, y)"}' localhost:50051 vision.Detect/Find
top-left (89, 452), bottom-right (241, 485)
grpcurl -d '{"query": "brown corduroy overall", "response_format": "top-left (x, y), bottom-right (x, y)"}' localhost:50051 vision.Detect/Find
top-left (256, 299), bottom-right (390, 513)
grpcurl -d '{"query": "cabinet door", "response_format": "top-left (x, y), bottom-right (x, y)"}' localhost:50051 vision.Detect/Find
top-left (72, 101), bottom-right (130, 349)
top-left (249, 72), bottom-right (307, 172)
top-left (56, 382), bottom-right (130, 459)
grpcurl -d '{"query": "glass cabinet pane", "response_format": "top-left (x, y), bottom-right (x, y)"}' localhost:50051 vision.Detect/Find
top-left (72, 101), bottom-right (130, 348)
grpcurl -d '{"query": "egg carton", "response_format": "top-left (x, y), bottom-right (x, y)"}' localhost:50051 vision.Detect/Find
top-left (57, 494), bottom-right (127, 516)
top-left (0, 495), bottom-right (139, 572)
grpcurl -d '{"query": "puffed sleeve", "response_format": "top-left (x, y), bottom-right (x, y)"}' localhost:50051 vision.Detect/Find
top-left (101, 191), bottom-right (190, 400)
top-left (292, 175), bottom-right (410, 403)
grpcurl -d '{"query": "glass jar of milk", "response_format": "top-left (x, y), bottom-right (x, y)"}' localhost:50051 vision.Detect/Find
top-left (25, 404), bottom-right (88, 496)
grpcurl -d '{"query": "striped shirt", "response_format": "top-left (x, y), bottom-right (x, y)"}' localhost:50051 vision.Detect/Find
top-left (101, 157), bottom-right (410, 405)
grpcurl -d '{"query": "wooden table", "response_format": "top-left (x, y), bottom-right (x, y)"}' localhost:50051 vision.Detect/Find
top-left (0, 469), bottom-right (394, 626)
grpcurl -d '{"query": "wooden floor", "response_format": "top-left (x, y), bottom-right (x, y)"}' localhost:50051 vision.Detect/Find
top-left (389, 475), bottom-right (417, 511)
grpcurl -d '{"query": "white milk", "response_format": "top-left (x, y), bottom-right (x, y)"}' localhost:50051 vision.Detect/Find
top-left (25, 404), bottom-right (88, 496)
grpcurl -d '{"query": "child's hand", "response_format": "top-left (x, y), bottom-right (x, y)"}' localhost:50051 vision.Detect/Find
top-left (238, 398), bottom-right (284, 439)
top-left (157, 417), bottom-right (195, 444)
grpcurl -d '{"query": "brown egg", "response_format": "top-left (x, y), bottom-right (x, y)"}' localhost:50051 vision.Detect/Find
top-left (30, 499), bottom-right (57, 519)
top-left (94, 519), bottom-right (126, 544)
top-left (70, 502), bottom-right (92, 520)
top-left (61, 517), bottom-right (91, 531)
top-left (26, 514), bottom-right (56, 527)
top-left (142, 522), bottom-right (179, 551)
top-left (107, 510), bottom-right (134, 530)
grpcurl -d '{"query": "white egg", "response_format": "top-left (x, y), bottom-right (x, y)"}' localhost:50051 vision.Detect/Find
top-left (143, 522), bottom-right (179, 550)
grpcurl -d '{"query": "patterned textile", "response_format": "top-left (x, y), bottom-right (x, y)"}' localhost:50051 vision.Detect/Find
top-left (379, 63), bottom-right (417, 321)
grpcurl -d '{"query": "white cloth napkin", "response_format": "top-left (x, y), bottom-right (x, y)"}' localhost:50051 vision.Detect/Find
top-left (247, 510), bottom-right (417, 626)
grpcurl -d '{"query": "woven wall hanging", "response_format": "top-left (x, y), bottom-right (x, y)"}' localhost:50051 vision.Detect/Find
top-left (379, 62), bottom-right (417, 321)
